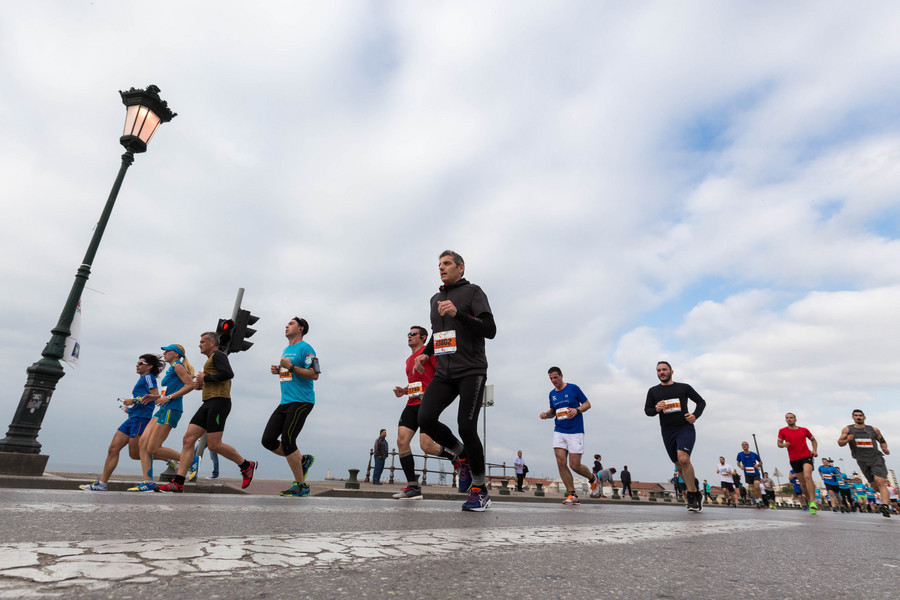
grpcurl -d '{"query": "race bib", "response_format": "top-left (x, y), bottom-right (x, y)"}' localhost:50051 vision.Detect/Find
top-left (279, 367), bottom-right (292, 383)
top-left (855, 438), bottom-right (874, 448)
top-left (661, 399), bottom-right (681, 414)
top-left (434, 330), bottom-right (457, 355)
top-left (408, 381), bottom-right (423, 398)
top-left (556, 407), bottom-right (571, 420)
top-left (745, 467), bottom-right (756, 474)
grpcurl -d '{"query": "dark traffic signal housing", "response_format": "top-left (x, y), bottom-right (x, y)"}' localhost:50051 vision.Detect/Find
top-left (229, 309), bottom-right (259, 354)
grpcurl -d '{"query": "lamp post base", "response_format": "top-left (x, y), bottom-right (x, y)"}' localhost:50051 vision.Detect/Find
top-left (0, 452), bottom-right (49, 476)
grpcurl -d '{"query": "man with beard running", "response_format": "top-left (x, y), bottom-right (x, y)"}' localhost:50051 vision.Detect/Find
top-left (644, 361), bottom-right (706, 512)
top-left (777, 412), bottom-right (818, 514)
top-left (415, 250), bottom-right (496, 512)
top-left (838, 409), bottom-right (892, 518)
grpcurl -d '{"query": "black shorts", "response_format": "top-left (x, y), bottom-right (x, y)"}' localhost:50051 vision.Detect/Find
top-left (744, 473), bottom-right (760, 485)
top-left (825, 483), bottom-right (840, 494)
top-left (660, 424), bottom-right (695, 464)
top-left (790, 456), bottom-right (814, 473)
top-left (398, 403), bottom-right (420, 431)
top-left (856, 455), bottom-right (888, 482)
top-left (189, 397), bottom-right (231, 434)
top-left (261, 402), bottom-right (313, 455)
top-left (721, 481), bottom-right (734, 492)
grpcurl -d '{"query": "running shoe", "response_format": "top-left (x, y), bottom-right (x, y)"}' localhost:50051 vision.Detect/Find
top-left (808, 501), bottom-right (818, 515)
top-left (589, 477), bottom-right (601, 498)
top-left (694, 493), bottom-right (703, 512)
top-left (880, 504), bottom-right (891, 518)
top-left (78, 481), bottom-right (107, 491)
top-left (461, 486), bottom-right (491, 512)
top-left (455, 458), bottom-right (472, 493)
top-left (301, 454), bottom-right (316, 478)
top-left (241, 460), bottom-right (258, 489)
top-left (186, 456), bottom-right (200, 482)
top-left (686, 492), bottom-right (700, 512)
top-left (563, 492), bottom-right (579, 505)
top-left (155, 480), bottom-right (184, 493)
top-left (393, 486), bottom-right (424, 500)
top-left (127, 481), bottom-right (156, 493)
top-left (280, 482), bottom-right (310, 497)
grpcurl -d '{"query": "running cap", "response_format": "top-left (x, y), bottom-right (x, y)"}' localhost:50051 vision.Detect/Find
top-left (161, 344), bottom-right (185, 358)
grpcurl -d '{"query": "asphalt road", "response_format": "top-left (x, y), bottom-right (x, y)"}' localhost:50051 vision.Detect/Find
top-left (0, 489), bottom-right (897, 599)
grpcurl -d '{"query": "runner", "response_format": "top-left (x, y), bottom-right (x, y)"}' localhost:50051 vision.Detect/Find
top-left (776, 412), bottom-right (818, 514)
top-left (644, 361), bottom-right (706, 512)
top-left (128, 345), bottom-right (196, 492)
top-left (414, 250), bottom-right (496, 512)
top-left (391, 325), bottom-right (440, 500)
top-left (761, 472), bottom-right (777, 509)
top-left (736, 441), bottom-right (764, 508)
top-left (155, 331), bottom-right (257, 493)
top-left (263, 317), bottom-right (319, 497)
top-left (817, 458), bottom-right (841, 512)
top-left (539, 367), bottom-right (601, 504)
top-left (835, 467), bottom-right (854, 512)
top-left (837, 409), bottom-right (892, 518)
top-left (788, 469), bottom-right (806, 509)
top-left (79, 354), bottom-right (161, 491)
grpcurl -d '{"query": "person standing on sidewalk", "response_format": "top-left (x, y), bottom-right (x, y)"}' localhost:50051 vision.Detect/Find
top-left (514, 450), bottom-right (526, 492)
top-left (540, 366), bottom-right (601, 505)
top-left (372, 429), bottom-right (389, 484)
top-left (415, 250), bottom-right (497, 512)
top-left (644, 361), bottom-right (706, 512)
top-left (264, 317), bottom-right (319, 497)
top-left (155, 331), bottom-right (257, 493)
top-left (620, 466), bottom-right (632, 498)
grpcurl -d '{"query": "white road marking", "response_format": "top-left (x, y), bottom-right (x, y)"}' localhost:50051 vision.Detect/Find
top-left (0, 519), bottom-right (794, 597)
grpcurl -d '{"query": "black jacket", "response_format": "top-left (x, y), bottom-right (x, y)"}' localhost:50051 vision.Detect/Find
top-left (423, 278), bottom-right (496, 379)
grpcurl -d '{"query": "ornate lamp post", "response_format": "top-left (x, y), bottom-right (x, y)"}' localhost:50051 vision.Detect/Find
top-left (0, 85), bottom-right (176, 476)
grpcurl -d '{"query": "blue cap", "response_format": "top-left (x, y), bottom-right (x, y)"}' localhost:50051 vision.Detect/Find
top-left (161, 344), bottom-right (185, 358)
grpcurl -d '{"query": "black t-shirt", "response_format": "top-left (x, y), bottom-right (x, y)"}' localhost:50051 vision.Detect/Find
top-left (644, 382), bottom-right (706, 429)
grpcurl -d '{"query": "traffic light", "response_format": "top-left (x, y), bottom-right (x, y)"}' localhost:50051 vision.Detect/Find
top-left (216, 318), bottom-right (234, 352)
top-left (228, 309), bottom-right (259, 354)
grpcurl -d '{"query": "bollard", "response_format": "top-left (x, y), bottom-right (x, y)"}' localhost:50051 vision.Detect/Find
top-left (612, 489), bottom-right (620, 499)
top-left (649, 491), bottom-right (657, 502)
top-left (499, 480), bottom-right (510, 495)
top-left (346, 468), bottom-right (360, 489)
top-left (631, 491), bottom-right (639, 500)
top-left (534, 482), bottom-right (545, 497)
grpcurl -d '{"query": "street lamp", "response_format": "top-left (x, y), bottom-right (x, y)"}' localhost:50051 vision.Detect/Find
top-left (0, 85), bottom-right (176, 476)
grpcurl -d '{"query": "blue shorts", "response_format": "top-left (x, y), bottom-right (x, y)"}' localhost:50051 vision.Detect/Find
top-left (660, 424), bottom-right (696, 463)
top-left (154, 408), bottom-right (183, 428)
top-left (118, 416), bottom-right (151, 438)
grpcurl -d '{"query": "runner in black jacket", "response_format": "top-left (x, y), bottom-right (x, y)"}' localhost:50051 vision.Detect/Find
top-left (415, 250), bottom-right (496, 511)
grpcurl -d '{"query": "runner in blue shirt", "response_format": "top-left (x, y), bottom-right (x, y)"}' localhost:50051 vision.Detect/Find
top-left (788, 469), bottom-right (807, 510)
top-left (736, 441), bottom-right (764, 508)
top-left (817, 458), bottom-right (841, 512)
top-left (79, 354), bottom-right (162, 491)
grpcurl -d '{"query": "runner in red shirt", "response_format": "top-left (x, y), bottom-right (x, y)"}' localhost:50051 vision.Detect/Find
top-left (391, 326), bottom-right (440, 500)
top-left (777, 412), bottom-right (819, 514)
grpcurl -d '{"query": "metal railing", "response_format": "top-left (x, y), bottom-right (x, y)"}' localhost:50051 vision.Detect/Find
top-left (364, 449), bottom-right (519, 487)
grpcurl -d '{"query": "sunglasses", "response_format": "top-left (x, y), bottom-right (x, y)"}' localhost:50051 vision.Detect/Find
top-left (137, 361), bottom-right (149, 366)
top-left (408, 332), bottom-right (424, 337)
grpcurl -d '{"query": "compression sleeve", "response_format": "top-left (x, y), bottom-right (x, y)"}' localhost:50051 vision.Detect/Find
top-left (458, 311), bottom-right (496, 339)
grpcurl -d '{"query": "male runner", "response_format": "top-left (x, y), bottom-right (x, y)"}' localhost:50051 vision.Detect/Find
top-left (716, 456), bottom-right (737, 508)
top-left (155, 332), bottom-right (257, 493)
top-left (777, 412), bottom-right (818, 514)
top-left (761, 472), bottom-right (776, 508)
top-left (263, 317), bottom-right (319, 497)
top-left (391, 325), bottom-right (440, 500)
top-left (838, 409), bottom-right (892, 518)
top-left (415, 250), bottom-right (496, 512)
top-left (736, 441), bottom-right (764, 508)
top-left (644, 361), bottom-right (706, 512)
top-left (835, 467), bottom-right (853, 511)
top-left (539, 367), bottom-right (601, 504)
top-left (817, 458), bottom-right (841, 512)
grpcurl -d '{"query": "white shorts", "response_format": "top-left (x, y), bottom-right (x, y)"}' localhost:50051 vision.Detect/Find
top-left (553, 431), bottom-right (584, 454)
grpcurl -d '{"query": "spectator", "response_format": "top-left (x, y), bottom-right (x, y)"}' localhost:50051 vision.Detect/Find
top-left (620, 466), bottom-right (632, 497)
top-left (372, 428), bottom-right (389, 484)
top-left (702, 479), bottom-right (712, 503)
top-left (592, 454), bottom-right (603, 477)
top-left (514, 450), bottom-right (526, 492)
top-left (598, 467), bottom-right (617, 497)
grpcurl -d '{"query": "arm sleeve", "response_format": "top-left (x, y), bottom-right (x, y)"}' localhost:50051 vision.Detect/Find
top-left (687, 385), bottom-right (706, 419)
top-left (205, 352), bottom-right (234, 382)
top-left (644, 389), bottom-right (657, 417)
top-left (457, 311), bottom-right (496, 339)
top-left (422, 336), bottom-right (435, 357)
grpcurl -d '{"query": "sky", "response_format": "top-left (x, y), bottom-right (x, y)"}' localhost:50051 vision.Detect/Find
top-left (1, 1), bottom-right (899, 488)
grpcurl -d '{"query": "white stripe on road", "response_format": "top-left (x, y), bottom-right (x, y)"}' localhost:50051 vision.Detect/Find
top-left (0, 519), bottom-right (793, 596)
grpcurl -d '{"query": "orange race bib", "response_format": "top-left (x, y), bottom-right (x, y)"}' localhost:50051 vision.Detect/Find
top-left (556, 407), bottom-right (571, 420)
top-left (855, 438), bottom-right (874, 448)
top-left (408, 381), bottom-right (423, 398)
top-left (661, 399), bottom-right (681, 414)
top-left (279, 367), bottom-right (292, 383)
top-left (434, 330), bottom-right (457, 355)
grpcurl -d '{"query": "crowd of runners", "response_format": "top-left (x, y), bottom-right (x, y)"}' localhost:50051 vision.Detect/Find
top-left (78, 250), bottom-right (893, 516)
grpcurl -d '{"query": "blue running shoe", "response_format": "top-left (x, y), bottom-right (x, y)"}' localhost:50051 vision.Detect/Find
top-left (301, 454), bottom-right (316, 478)
top-left (455, 459), bottom-right (472, 493)
top-left (281, 482), bottom-right (311, 497)
top-left (78, 481), bottom-right (107, 491)
top-left (462, 486), bottom-right (491, 512)
top-left (187, 455), bottom-right (200, 482)
top-left (127, 481), bottom-right (156, 493)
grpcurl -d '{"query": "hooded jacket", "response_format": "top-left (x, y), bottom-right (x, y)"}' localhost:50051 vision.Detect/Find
top-left (423, 278), bottom-right (496, 379)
